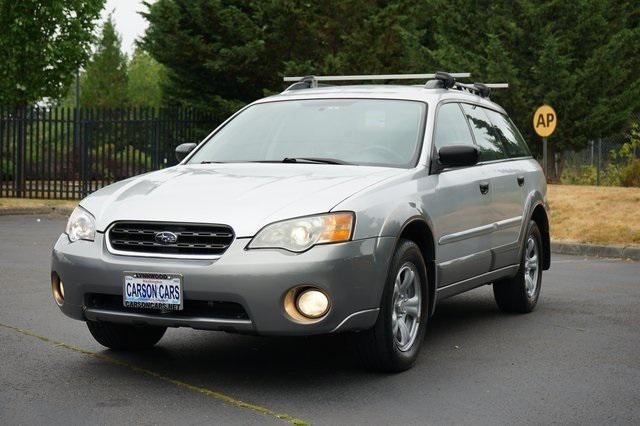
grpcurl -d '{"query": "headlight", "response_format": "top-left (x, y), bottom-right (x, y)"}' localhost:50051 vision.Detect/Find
top-left (248, 212), bottom-right (354, 252)
top-left (65, 206), bottom-right (96, 242)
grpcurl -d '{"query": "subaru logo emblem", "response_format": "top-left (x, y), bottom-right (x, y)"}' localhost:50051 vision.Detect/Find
top-left (155, 231), bottom-right (178, 245)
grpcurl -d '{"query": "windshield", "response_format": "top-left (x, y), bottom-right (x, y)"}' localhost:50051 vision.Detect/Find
top-left (188, 99), bottom-right (426, 167)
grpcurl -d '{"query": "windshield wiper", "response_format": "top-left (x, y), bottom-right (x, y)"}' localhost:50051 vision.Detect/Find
top-left (200, 158), bottom-right (352, 165)
top-left (282, 157), bottom-right (351, 165)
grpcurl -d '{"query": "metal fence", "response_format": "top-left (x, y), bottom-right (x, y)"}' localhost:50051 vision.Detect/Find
top-left (561, 126), bottom-right (640, 186)
top-left (0, 106), bottom-right (218, 199)
top-left (2, 105), bottom-right (638, 199)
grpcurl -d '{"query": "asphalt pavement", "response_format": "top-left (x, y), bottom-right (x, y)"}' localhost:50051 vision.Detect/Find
top-left (1, 214), bottom-right (639, 425)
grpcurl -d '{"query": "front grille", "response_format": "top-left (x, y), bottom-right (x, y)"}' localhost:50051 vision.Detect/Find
top-left (85, 294), bottom-right (249, 320)
top-left (108, 221), bottom-right (234, 257)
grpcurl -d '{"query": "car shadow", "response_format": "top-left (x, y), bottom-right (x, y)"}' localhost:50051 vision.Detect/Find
top-left (96, 288), bottom-right (511, 388)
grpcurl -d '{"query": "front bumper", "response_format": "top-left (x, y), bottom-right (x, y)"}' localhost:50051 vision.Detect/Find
top-left (51, 233), bottom-right (395, 336)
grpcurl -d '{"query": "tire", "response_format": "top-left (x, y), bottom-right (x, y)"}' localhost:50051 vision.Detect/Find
top-left (356, 239), bottom-right (429, 372)
top-left (493, 220), bottom-right (543, 313)
top-left (86, 321), bottom-right (166, 350)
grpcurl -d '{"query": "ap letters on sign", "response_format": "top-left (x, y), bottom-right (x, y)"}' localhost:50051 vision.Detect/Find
top-left (536, 113), bottom-right (554, 128)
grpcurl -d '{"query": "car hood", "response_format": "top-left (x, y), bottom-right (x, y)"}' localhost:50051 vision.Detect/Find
top-left (82, 163), bottom-right (403, 237)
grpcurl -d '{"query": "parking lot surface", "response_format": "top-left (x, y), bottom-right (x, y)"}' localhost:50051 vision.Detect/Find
top-left (1, 214), bottom-right (639, 425)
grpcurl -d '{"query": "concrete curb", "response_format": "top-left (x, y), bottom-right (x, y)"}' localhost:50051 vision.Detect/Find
top-left (551, 240), bottom-right (640, 261)
top-left (0, 206), bottom-right (74, 216)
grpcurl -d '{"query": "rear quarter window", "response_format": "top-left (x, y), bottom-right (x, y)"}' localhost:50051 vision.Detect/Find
top-left (484, 109), bottom-right (532, 158)
top-left (460, 103), bottom-right (506, 162)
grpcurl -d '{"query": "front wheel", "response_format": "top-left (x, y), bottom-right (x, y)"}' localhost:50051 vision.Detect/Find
top-left (86, 321), bottom-right (166, 350)
top-left (493, 220), bottom-right (543, 313)
top-left (355, 239), bottom-right (428, 372)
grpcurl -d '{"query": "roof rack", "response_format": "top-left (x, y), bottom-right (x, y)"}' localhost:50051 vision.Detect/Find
top-left (281, 72), bottom-right (507, 99)
top-left (283, 73), bottom-right (471, 91)
top-left (427, 71), bottom-right (508, 98)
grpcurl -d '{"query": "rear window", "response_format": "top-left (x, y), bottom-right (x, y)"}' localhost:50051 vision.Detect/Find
top-left (460, 103), bottom-right (506, 162)
top-left (484, 109), bottom-right (531, 158)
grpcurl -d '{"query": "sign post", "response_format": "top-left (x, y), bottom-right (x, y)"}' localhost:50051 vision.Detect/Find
top-left (542, 137), bottom-right (548, 176)
top-left (533, 105), bottom-right (557, 178)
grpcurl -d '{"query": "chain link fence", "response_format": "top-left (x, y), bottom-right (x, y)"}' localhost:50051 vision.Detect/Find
top-left (559, 115), bottom-right (640, 187)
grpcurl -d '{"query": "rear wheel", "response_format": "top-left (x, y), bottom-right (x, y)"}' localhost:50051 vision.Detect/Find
top-left (356, 239), bottom-right (428, 372)
top-left (86, 321), bottom-right (166, 350)
top-left (493, 220), bottom-right (543, 313)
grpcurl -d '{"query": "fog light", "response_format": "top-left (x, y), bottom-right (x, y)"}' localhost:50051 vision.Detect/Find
top-left (295, 289), bottom-right (329, 319)
top-left (51, 272), bottom-right (64, 307)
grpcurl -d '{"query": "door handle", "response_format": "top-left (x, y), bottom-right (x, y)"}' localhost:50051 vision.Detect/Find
top-left (517, 176), bottom-right (525, 186)
top-left (479, 182), bottom-right (490, 195)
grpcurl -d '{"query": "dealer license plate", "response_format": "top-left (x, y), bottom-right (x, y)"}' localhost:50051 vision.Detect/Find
top-left (123, 272), bottom-right (183, 311)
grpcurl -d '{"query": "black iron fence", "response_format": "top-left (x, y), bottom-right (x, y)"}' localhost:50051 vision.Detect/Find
top-left (0, 106), bottom-right (218, 199)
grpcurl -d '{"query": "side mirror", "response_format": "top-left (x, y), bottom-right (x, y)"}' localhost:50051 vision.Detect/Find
top-left (175, 143), bottom-right (197, 162)
top-left (437, 145), bottom-right (479, 169)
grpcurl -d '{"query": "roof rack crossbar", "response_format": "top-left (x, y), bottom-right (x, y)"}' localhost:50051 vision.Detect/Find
top-left (284, 75), bottom-right (319, 91)
top-left (283, 73), bottom-right (471, 83)
top-left (281, 72), bottom-right (507, 98)
top-left (429, 72), bottom-right (508, 98)
top-left (453, 82), bottom-right (509, 98)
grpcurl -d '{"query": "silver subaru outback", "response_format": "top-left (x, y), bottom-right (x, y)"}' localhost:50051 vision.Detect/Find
top-left (51, 72), bottom-right (550, 372)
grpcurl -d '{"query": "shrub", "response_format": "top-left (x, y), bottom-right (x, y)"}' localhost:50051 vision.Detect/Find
top-left (620, 159), bottom-right (640, 187)
top-left (561, 125), bottom-right (640, 187)
top-left (1, 158), bottom-right (14, 180)
top-left (561, 164), bottom-right (597, 185)
top-left (87, 144), bottom-right (151, 180)
top-left (115, 145), bottom-right (150, 178)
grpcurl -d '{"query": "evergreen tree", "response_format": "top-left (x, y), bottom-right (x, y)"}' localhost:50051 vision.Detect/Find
top-left (424, 0), bottom-right (640, 181)
top-left (80, 14), bottom-right (129, 108)
top-left (265, 0), bottom-right (427, 77)
top-left (140, 0), bottom-right (640, 182)
top-left (140, 0), bottom-right (426, 122)
top-left (140, 0), bottom-right (265, 119)
top-left (0, 0), bottom-right (104, 107)
top-left (128, 49), bottom-right (165, 107)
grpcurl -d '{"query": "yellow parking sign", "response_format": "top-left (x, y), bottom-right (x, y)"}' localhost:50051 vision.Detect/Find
top-left (533, 105), bottom-right (557, 137)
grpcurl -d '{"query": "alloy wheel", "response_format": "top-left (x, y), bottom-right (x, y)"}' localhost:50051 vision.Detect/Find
top-left (391, 262), bottom-right (422, 352)
top-left (524, 236), bottom-right (539, 298)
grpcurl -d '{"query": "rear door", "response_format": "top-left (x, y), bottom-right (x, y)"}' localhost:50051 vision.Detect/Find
top-left (461, 104), bottom-right (524, 269)
top-left (484, 110), bottom-right (535, 267)
top-left (430, 102), bottom-right (493, 287)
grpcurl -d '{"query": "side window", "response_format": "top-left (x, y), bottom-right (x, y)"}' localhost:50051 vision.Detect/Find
top-left (484, 109), bottom-right (532, 158)
top-left (461, 103), bottom-right (507, 162)
top-left (434, 103), bottom-right (475, 151)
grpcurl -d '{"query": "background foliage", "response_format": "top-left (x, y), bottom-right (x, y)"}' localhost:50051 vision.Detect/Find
top-left (140, 0), bottom-right (427, 120)
top-left (423, 0), bottom-right (640, 181)
top-left (138, 0), bottom-right (640, 181)
top-left (0, 0), bottom-right (105, 107)
top-left (63, 16), bottom-right (165, 108)
top-left (0, 0), bottom-right (638, 185)
top-left (80, 14), bottom-right (129, 108)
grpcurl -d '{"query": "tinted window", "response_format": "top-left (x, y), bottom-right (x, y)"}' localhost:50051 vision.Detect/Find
top-left (188, 99), bottom-right (425, 168)
top-left (434, 103), bottom-right (475, 151)
top-left (461, 104), bottom-right (506, 162)
top-left (484, 109), bottom-right (531, 158)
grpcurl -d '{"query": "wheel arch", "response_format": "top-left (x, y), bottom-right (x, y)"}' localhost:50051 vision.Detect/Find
top-left (530, 203), bottom-right (551, 270)
top-left (517, 190), bottom-right (551, 271)
top-left (394, 217), bottom-right (437, 318)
